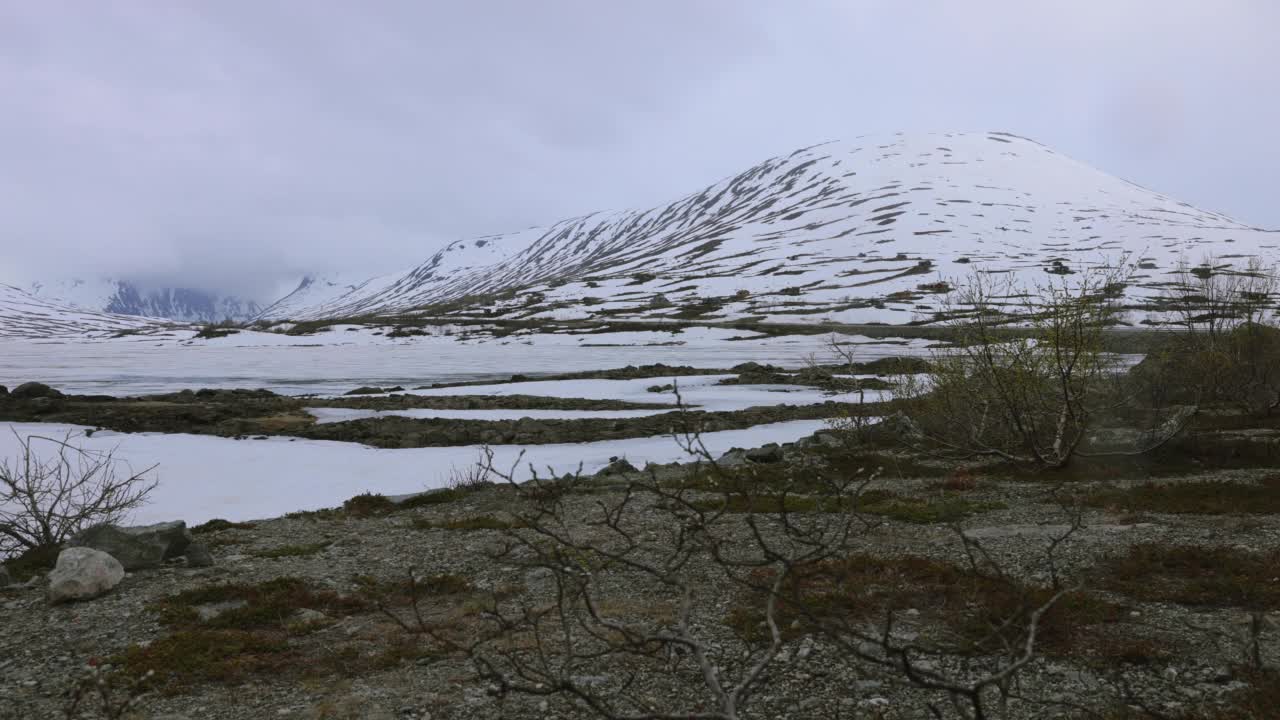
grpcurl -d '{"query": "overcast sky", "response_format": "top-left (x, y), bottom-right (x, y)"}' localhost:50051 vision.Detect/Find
top-left (2, 1), bottom-right (1277, 300)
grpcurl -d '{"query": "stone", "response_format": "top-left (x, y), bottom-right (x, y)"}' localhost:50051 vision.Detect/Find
top-left (745, 443), bottom-right (784, 464)
top-left (70, 521), bottom-right (192, 570)
top-left (9, 382), bottom-right (63, 400)
top-left (292, 608), bottom-right (329, 624)
top-left (47, 547), bottom-right (125, 604)
top-left (878, 411), bottom-right (923, 442)
top-left (596, 457), bottom-right (638, 477)
top-left (183, 542), bottom-right (214, 568)
top-left (0, 564), bottom-right (12, 588)
top-left (800, 430), bottom-right (843, 449)
top-left (796, 636), bottom-right (815, 660)
top-left (195, 599), bottom-right (248, 621)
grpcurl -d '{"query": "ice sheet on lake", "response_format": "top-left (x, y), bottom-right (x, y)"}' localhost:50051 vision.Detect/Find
top-left (306, 407), bottom-right (668, 423)
top-left (0, 332), bottom-right (931, 396)
top-left (0, 420), bottom-right (832, 526)
top-left (403, 375), bottom-right (891, 409)
top-left (306, 375), bottom-right (889, 422)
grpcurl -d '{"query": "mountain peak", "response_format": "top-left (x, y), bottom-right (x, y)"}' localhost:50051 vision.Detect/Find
top-left (257, 131), bottom-right (1275, 325)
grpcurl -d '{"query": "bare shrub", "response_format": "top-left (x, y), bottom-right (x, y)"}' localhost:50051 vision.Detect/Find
top-left (448, 447), bottom-right (496, 491)
top-left (816, 336), bottom-right (888, 448)
top-left (897, 266), bottom-right (1185, 469)
top-left (0, 430), bottom-right (156, 557)
top-left (412, 422), bottom-right (1096, 719)
top-left (61, 665), bottom-right (152, 720)
top-left (1162, 256), bottom-right (1277, 341)
top-left (1140, 256), bottom-right (1280, 415)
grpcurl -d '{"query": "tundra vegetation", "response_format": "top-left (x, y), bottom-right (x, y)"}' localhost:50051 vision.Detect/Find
top-left (2, 262), bottom-right (1279, 719)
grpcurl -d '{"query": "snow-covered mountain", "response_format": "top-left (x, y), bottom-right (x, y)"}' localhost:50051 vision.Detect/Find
top-left (27, 279), bottom-right (263, 323)
top-left (0, 284), bottom-right (180, 339)
top-left (259, 131), bottom-right (1278, 326)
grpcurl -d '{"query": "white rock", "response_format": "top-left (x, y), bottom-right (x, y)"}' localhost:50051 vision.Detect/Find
top-left (292, 608), bottom-right (329, 624)
top-left (47, 547), bottom-right (125, 604)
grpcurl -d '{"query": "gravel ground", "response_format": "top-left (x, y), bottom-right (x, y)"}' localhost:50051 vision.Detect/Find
top-left (2, 458), bottom-right (1278, 720)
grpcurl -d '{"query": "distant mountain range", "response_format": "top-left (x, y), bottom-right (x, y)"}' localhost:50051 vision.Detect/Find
top-left (25, 279), bottom-right (263, 324)
top-left (256, 131), bottom-right (1279, 326)
top-left (4, 131), bottom-right (1278, 339)
top-left (0, 283), bottom-right (177, 339)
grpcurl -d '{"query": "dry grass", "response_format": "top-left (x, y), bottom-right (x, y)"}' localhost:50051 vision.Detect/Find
top-left (929, 469), bottom-right (981, 492)
top-left (112, 574), bottom-right (493, 693)
top-left (190, 518), bottom-right (256, 533)
top-left (341, 492), bottom-right (399, 517)
top-left (114, 578), bottom-right (377, 691)
top-left (1080, 475), bottom-right (1280, 515)
top-left (1098, 543), bottom-right (1280, 610)
top-left (726, 554), bottom-right (1127, 658)
top-left (689, 489), bottom-right (1004, 524)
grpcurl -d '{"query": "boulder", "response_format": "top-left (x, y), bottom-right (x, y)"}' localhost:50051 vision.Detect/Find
top-left (877, 411), bottom-right (924, 443)
top-left (10, 382), bottom-right (63, 400)
top-left (70, 521), bottom-right (192, 571)
top-left (799, 430), bottom-right (843, 449)
top-left (183, 542), bottom-right (214, 568)
top-left (596, 457), bottom-right (638, 477)
top-left (745, 443), bottom-right (784, 464)
top-left (47, 548), bottom-right (125, 604)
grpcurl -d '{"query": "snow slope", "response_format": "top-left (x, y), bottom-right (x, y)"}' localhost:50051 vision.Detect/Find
top-left (0, 284), bottom-right (180, 339)
top-left (256, 234), bottom-right (529, 320)
top-left (259, 132), bottom-right (1279, 325)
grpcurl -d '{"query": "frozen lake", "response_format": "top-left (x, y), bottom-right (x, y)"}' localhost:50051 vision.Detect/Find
top-left (0, 420), bottom-right (834, 524)
top-left (0, 330), bottom-right (909, 523)
top-left (0, 329), bottom-right (933, 396)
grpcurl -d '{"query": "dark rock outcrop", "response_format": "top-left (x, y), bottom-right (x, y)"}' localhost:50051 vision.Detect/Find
top-left (70, 521), bottom-right (192, 571)
top-left (183, 542), bottom-right (215, 568)
top-left (745, 443), bottom-right (784, 464)
top-left (10, 382), bottom-right (63, 400)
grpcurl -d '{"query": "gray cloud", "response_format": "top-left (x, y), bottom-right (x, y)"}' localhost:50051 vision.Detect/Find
top-left (1, 0), bottom-right (1277, 301)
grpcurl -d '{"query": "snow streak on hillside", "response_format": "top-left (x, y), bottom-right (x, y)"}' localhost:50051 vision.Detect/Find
top-left (260, 132), bottom-right (1278, 326)
top-left (0, 284), bottom-right (180, 339)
